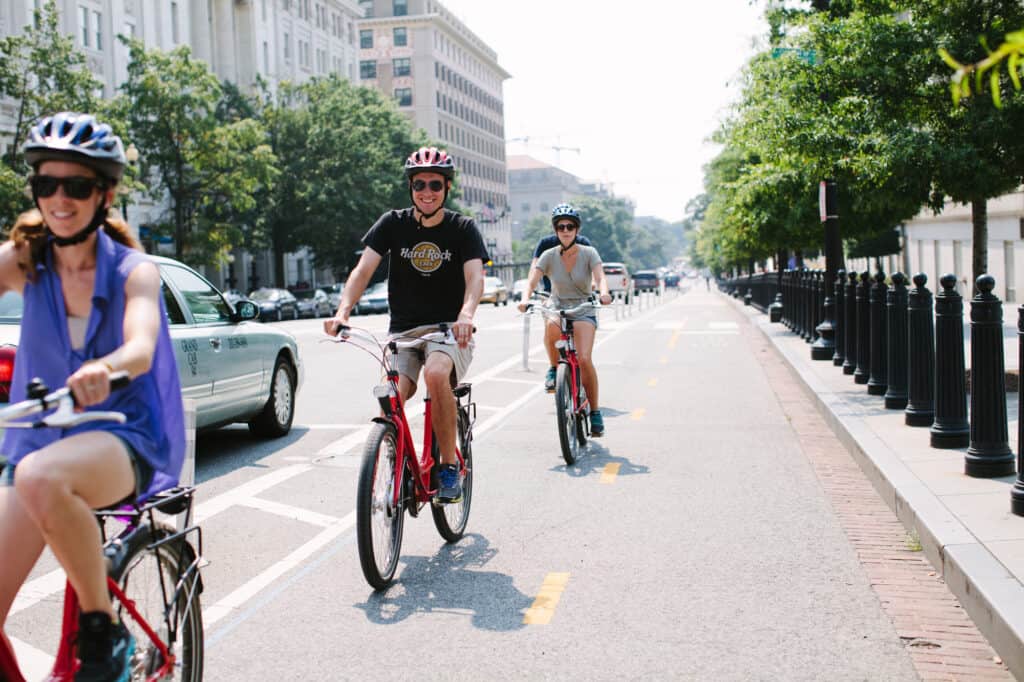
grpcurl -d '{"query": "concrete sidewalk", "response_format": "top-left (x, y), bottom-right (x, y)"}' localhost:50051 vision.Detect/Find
top-left (730, 294), bottom-right (1024, 679)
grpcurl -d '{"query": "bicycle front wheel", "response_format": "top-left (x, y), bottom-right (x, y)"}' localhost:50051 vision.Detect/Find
top-left (432, 408), bottom-right (473, 542)
top-left (576, 383), bottom-right (589, 447)
top-left (115, 524), bottom-right (203, 682)
top-left (356, 421), bottom-right (405, 590)
top-left (555, 363), bottom-right (581, 465)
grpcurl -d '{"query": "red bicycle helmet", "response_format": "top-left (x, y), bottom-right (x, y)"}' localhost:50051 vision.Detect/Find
top-left (404, 146), bottom-right (455, 179)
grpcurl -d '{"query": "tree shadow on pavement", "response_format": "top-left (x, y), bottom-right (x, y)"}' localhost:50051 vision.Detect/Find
top-left (549, 440), bottom-right (650, 479)
top-left (353, 533), bottom-right (532, 631)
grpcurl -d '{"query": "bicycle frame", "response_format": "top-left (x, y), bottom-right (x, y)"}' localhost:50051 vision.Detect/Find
top-left (0, 486), bottom-right (202, 682)
top-left (555, 317), bottom-right (587, 414)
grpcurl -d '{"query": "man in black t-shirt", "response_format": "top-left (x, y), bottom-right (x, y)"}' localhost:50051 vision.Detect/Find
top-left (326, 147), bottom-right (486, 504)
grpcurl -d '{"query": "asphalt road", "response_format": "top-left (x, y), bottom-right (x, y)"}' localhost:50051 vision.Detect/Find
top-left (7, 285), bottom-right (921, 680)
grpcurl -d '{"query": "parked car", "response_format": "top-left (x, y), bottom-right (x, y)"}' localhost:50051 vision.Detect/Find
top-left (481, 276), bottom-right (509, 306)
top-left (664, 272), bottom-right (681, 288)
top-left (512, 278), bottom-right (531, 302)
top-left (633, 269), bottom-right (661, 294)
top-left (602, 262), bottom-right (632, 302)
top-left (354, 281), bottom-right (389, 315)
top-left (325, 282), bottom-right (344, 311)
top-left (293, 288), bottom-right (332, 318)
top-left (0, 256), bottom-right (303, 437)
top-left (249, 287), bottom-right (299, 321)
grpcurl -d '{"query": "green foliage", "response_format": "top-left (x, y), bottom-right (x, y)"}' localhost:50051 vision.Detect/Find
top-left (0, 0), bottom-right (106, 229)
top-left (941, 30), bottom-right (1024, 107)
top-left (115, 38), bottom-right (279, 266)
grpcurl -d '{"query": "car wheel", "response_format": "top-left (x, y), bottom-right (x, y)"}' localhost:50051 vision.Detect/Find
top-left (292, 307), bottom-right (299, 320)
top-left (276, 308), bottom-right (283, 322)
top-left (249, 356), bottom-right (295, 438)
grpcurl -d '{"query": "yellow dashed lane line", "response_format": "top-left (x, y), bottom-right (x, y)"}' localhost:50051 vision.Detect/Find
top-left (600, 463), bottom-right (621, 484)
top-left (523, 572), bottom-right (571, 625)
top-left (631, 408), bottom-right (646, 420)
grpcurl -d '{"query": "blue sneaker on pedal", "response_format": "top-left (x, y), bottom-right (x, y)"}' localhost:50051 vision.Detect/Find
top-left (544, 366), bottom-right (557, 392)
top-left (590, 410), bottom-right (605, 437)
top-left (436, 463), bottom-right (462, 503)
top-left (75, 612), bottom-right (135, 682)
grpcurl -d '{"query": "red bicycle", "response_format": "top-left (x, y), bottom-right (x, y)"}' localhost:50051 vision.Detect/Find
top-left (526, 299), bottom-right (599, 465)
top-left (0, 375), bottom-right (204, 682)
top-left (330, 324), bottom-right (476, 590)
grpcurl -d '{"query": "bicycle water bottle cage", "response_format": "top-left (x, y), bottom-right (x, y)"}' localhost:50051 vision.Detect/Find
top-left (373, 384), bottom-right (394, 415)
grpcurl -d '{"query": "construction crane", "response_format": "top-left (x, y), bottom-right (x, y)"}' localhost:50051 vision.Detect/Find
top-left (508, 136), bottom-right (581, 168)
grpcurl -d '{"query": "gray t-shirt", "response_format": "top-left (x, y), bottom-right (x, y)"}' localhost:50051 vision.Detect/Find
top-left (536, 245), bottom-right (602, 308)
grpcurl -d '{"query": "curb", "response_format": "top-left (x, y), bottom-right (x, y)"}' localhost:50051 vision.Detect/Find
top-left (733, 298), bottom-right (1024, 679)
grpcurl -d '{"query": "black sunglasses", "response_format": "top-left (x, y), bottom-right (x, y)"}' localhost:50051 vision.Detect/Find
top-left (555, 223), bottom-right (578, 232)
top-left (30, 175), bottom-right (105, 200)
top-left (411, 179), bottom-right (445, 192)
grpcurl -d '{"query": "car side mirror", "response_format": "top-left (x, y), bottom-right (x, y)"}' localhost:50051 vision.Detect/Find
top-left (233, 299), bottom-right (260, 321)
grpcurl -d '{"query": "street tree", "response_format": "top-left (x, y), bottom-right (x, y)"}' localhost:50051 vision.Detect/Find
top-left (116, 38), bottom-right (278, 267)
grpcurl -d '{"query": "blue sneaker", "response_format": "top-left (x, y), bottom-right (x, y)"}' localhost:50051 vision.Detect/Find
top-left (436, 463), bottom-right (463, 503)
top-left (75, 612), bottom-right (135, 682)
top-left (590, 410), bottom-right (605, 437)
top-left (544, 366), bottom-right (557, 392)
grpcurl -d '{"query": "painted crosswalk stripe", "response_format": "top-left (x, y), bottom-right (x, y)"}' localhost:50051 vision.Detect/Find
top-left (523, 573), bottom-right (571, 625)
top-left (600, 463), bottom-right (621, 484)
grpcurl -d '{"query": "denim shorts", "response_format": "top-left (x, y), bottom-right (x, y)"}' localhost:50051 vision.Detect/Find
top-left (1, 436), bottom-right (153, 506)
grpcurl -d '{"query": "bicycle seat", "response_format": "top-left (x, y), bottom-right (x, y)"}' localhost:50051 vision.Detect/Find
top-left (454, 383), bottom-right (471, 398)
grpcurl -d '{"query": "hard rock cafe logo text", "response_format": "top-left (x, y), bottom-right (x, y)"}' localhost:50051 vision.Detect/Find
top-left (401, 241), bottom-right (452, 273)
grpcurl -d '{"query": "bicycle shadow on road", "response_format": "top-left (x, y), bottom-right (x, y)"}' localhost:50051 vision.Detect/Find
top-left (352, 533), bottom-right (532, 632)
top-left (549, 440), bottom-right (650, 479)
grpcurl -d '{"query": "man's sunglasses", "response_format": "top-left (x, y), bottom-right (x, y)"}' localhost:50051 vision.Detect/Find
top-left (30, 175), bottom-right (105, 200)
top-left (555, 223), bottom-right (578, 232)
top-left (411, 179), bottom-right (446, 192)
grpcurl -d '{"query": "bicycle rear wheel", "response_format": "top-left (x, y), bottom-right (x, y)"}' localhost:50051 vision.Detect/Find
top-left (431, 408), bottom-right (473, 542)
top-left (115, 523), bottom-right (203, 682)
top-left (555, 363), bottom-right (581, 465)
top-left (356, 422), bottom-right (405, 590)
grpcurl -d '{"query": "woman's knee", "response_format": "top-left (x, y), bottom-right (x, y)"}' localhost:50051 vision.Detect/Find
top-left (13, 459), bottom-right (67, 522)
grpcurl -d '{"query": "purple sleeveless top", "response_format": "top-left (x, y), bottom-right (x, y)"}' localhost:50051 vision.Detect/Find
top-left (1, 228), bottom-right (185, 500)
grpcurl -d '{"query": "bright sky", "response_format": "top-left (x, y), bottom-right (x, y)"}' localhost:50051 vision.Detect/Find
top-left (439, 0), bottom-right (769, 222)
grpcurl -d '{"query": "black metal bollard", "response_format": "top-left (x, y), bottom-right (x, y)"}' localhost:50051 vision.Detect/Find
top-left (867, 271), bottom-right (889, 396)
top-left (832, 268), bottom-right (846, 366)
top-left (905, 273), bottom-right (935, 426)
top-left (802, 269), bottom-right (813, 341)
top-left (1012, 305), bottom-right (1024, 515)
top-left (965, 275), bottom-right (1014, 478)
top-left (854, 271), bottom-right (872, 385)
top-left (744, 287), bottom-right (752, 306)
top-left (931, 274), bottom-right (970, 448)
top-left (842, 270), bottom-right (858, 375)
top-left (884, 272), bottom-right (909, 409)
top-left (770, 292), bottom-right (783, 322)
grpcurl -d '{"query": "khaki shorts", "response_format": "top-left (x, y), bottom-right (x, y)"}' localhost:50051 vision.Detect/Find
top-left (393, 323), bottom-right (474, 390)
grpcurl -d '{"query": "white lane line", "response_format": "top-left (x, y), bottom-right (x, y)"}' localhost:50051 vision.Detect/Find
top-left (10, 636), bottom-right (52, 680)
top-left (709, 322), bottom-right (738, 329)
top-left (10, 568), bottom-right (66, 616)
top-left (486, 376), bottom-right (540, 386)
top-left (295, 424), bottom-right (367, 430)
top-left (195, 464), bottom-right (312, 523)
top-left (202, 510), bottom-right (356, 628)
top-left (238, 497), bottom-right (340, 528)
top-left (679, 330), bottom-right (739, 335)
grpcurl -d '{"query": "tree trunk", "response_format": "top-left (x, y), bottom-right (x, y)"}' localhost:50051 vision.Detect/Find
top-left (971, 198), bottom-right (988, 297)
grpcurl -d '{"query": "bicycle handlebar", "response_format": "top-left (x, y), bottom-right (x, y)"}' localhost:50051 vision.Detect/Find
top-left (0, 371), bottom-right (131, 429)
top-left (523, 299), bottom-right (600, 318)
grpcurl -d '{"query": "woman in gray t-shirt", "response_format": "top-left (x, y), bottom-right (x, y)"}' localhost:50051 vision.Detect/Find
top-left (517, 203), bottom-right (613, 436)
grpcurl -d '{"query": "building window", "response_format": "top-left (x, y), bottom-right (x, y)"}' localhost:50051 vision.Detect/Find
top-left (360, 60), bottom-right (377, 79)
top-left (262, 0), bottom-right (267, 20)
top-left (360, 29), bottom-right (373, 48)
top-left (395, 88), bottom-right (412, 106)
top-left (283, 32), bottom-right (291, 60)
top-left (263, 41), bottom-right (270, 73)
top-left (393, 58), bottom-right (411, 77)
top-left (393, 0), bottom-right (408, 16)
top-left (92, 10), bottom-right (102, 50)
top-left (393, 27), bottom-right (407, 46)
top-left (359, 0), bottom-right (373, 18)
top-left (79, 6), bottom-right (89, 47)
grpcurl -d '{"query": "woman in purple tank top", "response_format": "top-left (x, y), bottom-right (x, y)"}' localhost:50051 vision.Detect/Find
top-left (0, 112), bottom-right (184, 681)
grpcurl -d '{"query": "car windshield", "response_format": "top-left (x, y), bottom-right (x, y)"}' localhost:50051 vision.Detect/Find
top-left (249, 289), bottom-right (279, 301)
top-left (0, 291), bottom-right (23, 323)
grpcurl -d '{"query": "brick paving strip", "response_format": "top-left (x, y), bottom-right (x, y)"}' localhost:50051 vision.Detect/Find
top-left (745, 325), bottom-right (1012, 680)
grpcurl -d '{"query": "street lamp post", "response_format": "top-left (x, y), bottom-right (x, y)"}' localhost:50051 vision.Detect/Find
top-left (811, 178), bottom-right (844, 360)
